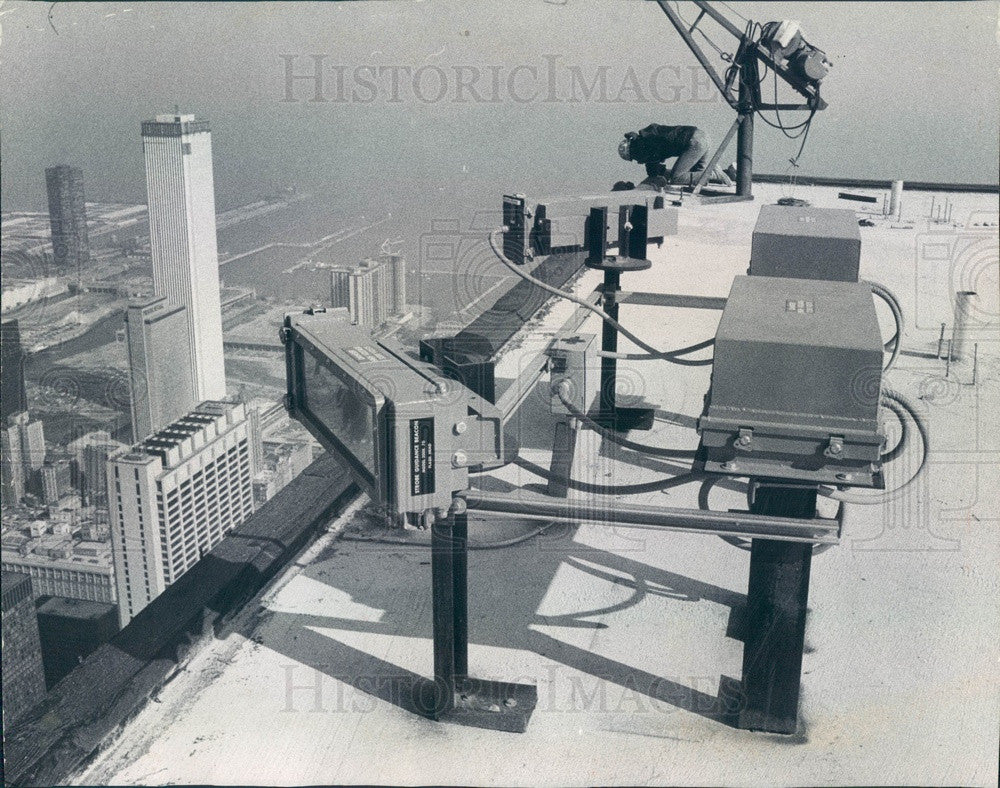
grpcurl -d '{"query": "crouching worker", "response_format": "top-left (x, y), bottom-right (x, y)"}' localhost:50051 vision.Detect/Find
top-left (618, 124), bottom-right (734, 188)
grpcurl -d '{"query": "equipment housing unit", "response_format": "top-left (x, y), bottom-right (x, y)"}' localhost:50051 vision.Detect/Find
top-left (284, 312), bottom-right (469, 518)
top-left (699, 275), bottom-right (885, 486)
top-left (750, 205), bottom-right (861, 282)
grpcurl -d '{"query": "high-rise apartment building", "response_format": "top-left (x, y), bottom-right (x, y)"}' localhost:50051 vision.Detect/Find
top-left (387, 253), bottom-right (407, 315)
top-left (124, 296), bottom-right (196, 441)
top-left (1, 572), bottom-right (47, 727)
top-left (141, 113), bottom-right (226, 402)
top-left (348, 254), bottom-right (407, 329)
top-left (108, 401), bottom-right (254, 626)
top-left (44, 165), bottom-right (91, 275)
top-left (1, 319), bottom-right (29, 422)
top-left (330, 267), bottom-right (351, 309)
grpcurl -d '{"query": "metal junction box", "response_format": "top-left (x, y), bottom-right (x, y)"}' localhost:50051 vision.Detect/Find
top-left (750, 205), bottom-right (861, 282)
top-left (546, 333), bottom-right (597, 415)
top-left (699, 275), bottom-right (885, 486)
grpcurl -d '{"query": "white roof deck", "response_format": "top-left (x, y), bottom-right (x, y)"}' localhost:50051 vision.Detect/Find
top-left (76, 184), bottom-right (999, 786)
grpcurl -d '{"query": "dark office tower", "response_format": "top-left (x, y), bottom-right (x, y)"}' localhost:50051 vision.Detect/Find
top-left (35, 596), bottom-right (120, 688)
top-left (1, 572), bottom-right (47, 727)
top-left (45, 165), bottom-right (91, 275)
top-left (1, 319), bottom-right (28, 422)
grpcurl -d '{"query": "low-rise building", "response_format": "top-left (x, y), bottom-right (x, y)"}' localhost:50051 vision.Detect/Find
top-left (1, 544), bottom-right (117, 604)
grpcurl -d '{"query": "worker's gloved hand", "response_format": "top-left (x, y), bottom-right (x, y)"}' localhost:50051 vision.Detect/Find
top-left (611, 181), bottom-right (635, 192)
top-left (645, 162), bottom-right (668, 179)
top-left (640, 175), bottom-right (671, 191)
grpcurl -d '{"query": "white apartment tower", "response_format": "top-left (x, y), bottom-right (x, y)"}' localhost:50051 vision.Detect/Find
top-left (348, 254), bottom-right (407, 329)
top-left (141, 113), bottom-right (226, 402)
top-left (108, 401), bottom-right (254, 626)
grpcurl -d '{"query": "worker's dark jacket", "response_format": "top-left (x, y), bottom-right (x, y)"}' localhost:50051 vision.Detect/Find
top-left (627, 125), bottom-right (698, 164)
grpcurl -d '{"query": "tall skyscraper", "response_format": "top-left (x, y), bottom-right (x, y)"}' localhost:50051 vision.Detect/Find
top-left (2, 412), bottom-right (46, 504)
top-left (39, 459), bottom-right (73, 505)
top-left (67, 430), bottom-right (125, 507)
top-left (44, 165), bottom-right (91, 276)
top-left (1, 320), bottom-right (28, 422)
top-left (1, 572), bottom-right (47, 727)
top-left (124, 296), bottom-right (196, 441)
top-left (1, 424), bottom-right (26, 502)
top-left (108, 401), bottom-right (254, 626)
top-left (141, 112), bottom-right (226, 402)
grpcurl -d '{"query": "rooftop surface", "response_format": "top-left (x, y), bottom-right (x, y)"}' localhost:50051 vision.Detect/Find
top-left (36, 596), bottom-right (117, 620)
top-left (74, 183), bottom-right (999, 786)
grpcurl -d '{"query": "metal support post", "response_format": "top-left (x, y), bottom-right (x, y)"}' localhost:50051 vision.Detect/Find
top-left (738, 484), bottom-right (816, 734)
top-left (950, 290), bottom-right (978, 362)
top-left (547, 418), bottom-right (580, 498)
top-left (591, 206), bottom-right (654, 432)
top-left (430, 507), bottom-right (537, 732)
top-left (598, 265), bottom-right (622, 423)
top-left (431, 510), bottom-right (463, 713)
top-left (736, 57), bottom-right (755, 198)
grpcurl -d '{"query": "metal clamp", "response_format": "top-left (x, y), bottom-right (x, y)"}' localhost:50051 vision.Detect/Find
top-left (824, 435), bottom-right (845, 457)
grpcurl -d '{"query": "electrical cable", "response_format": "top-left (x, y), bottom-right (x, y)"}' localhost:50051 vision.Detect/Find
top-left (488, 229), bottom-right (715, 366)
top-left (513, 455), bottom-right (706, 496)
top-left (341, 521), bottom-right (558, 551)
top-left (719, 0), bottom-right (750, 23)
top-left (596, 340), bottom-right (714, 365)
top-left (671, 0), bottom-right (735, 62)
top-left (737, 22), bottom-right (818, 168)
top-left (819, 388), bottom-right (929, 505)
top-left (555, 384), bottom-right (698, 459)
top-left (881, 397), bottom-right (909, 463)
top-left (866, 280), bottom-right (904, 372)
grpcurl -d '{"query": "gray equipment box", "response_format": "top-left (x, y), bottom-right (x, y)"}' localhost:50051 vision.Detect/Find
top-left (699, 275), bottom-right (885, 486)
top-left (750, 205), bottom-right (861, 282)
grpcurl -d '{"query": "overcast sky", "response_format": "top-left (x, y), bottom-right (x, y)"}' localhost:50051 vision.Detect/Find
top-left (2, 1), bottom-right (998, 211)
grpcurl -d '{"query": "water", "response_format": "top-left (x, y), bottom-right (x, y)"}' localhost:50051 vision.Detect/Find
top-left (214, 186), bottom-right (519, 319)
